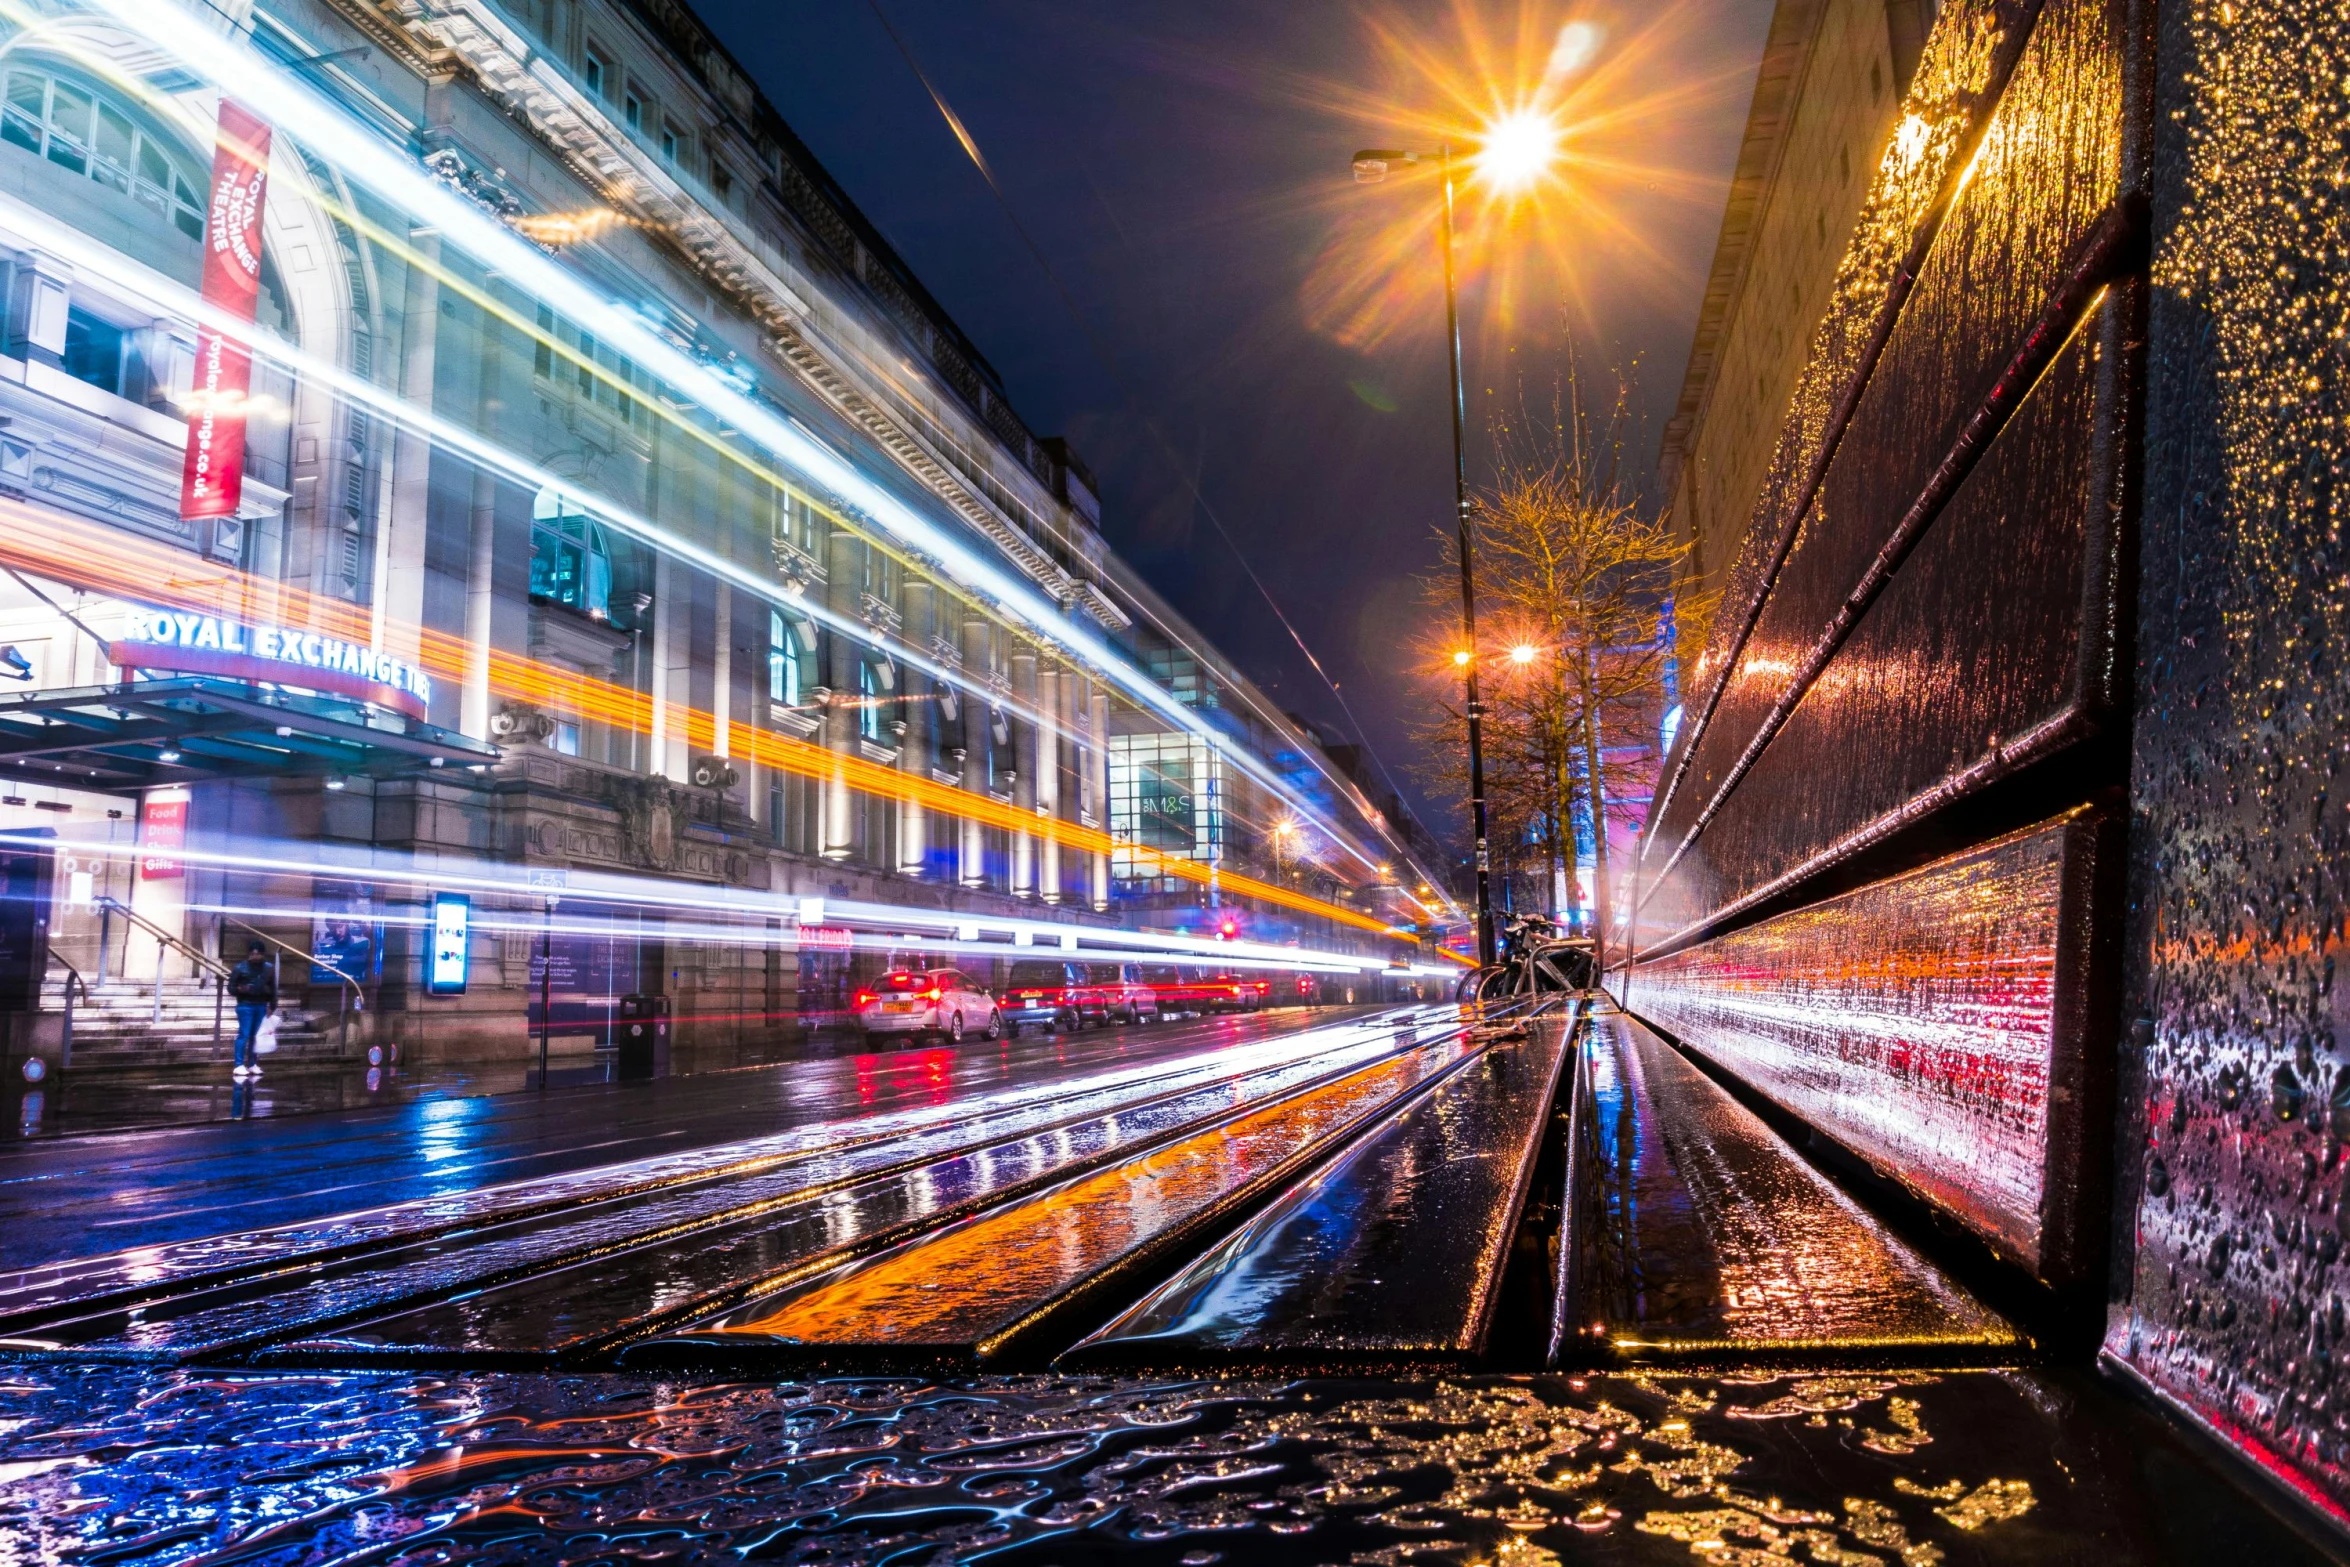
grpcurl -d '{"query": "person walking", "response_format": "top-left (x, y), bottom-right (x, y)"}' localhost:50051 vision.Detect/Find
top-left (228, 942), bottom-right (276, 1080)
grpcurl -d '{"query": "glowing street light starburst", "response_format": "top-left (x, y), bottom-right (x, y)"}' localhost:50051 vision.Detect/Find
top-left (1476, 108), bottom-right (1562, 194)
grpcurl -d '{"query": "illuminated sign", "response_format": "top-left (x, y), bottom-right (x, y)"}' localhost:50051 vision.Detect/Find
top-left (139, 790), bottom-right (187, 881)
top-left (427, 892), bottom-right (470, 994)
top-left (795, 925), bottom-right (854, 952)
top-left (110, 608), bottom-right (432, 719)
top-left (181, 101), bottom-right (272, 522)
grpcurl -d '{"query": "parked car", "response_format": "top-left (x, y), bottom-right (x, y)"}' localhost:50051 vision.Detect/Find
top-left (1206, 970), bottom-right (1267, 1012)
top-left (999, 959), bottom-right (1109, 1035)
top-left (1089, 962), bottom-right (1160, 1024)
top-left (853, 968), bottom-right (1001, 1047)
top-left (1140, 964), bottom-right (1199, 1017)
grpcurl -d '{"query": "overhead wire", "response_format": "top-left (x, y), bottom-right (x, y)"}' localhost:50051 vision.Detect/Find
top-left (862, 0), bottom-right (1452, 899)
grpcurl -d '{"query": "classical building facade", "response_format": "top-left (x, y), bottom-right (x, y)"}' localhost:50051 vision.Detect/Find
top-left (0, 0), bottom-right (1451, 1084)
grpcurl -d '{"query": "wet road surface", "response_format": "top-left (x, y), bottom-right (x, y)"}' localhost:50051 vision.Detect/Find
top-left (0, 1005), bottom-right (1388, 1271)
top-left (0, 1000), bottom-right (2330, 1560)
top-left (0, 1007), bottom-right (1492, 1368)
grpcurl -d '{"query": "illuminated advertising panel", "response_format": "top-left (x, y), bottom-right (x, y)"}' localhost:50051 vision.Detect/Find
top-left (427, 893), bottom-right (470, 995)
top-left (180, 100), bottom-right (272, 522)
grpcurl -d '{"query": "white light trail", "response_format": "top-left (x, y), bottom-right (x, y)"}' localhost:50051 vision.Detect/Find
top-left (75, 0), bottom-right (1437, 893)
top-left (108, 829), bottom-right (1456, 975)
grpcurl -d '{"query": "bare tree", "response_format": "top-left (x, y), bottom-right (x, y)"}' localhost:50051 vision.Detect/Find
top-left (1402, 363), bottom-right (1711, 967)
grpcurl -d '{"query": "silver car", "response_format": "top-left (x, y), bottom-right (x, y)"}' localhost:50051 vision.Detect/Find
top-left (855, 968), bottom-right (1003, 1047)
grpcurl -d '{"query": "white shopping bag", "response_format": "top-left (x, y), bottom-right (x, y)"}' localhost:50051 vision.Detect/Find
top-left (255, 1011), bottom-right (281, 1054)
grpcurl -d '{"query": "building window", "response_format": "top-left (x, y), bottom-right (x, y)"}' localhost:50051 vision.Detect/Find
top-left (552, 720), bottom-right (581, 756)
top-left (1, 67), bottom-right (204, 240)
top-left (712, 161), bottom-right (733, 203)
top-left (857, 653), bottom-right (891, 742)
top-left (530, 487), bottom-right (613, 619)
top-left (575, 330), bottom-right (597, 397)
top-left (623, 92), bottom-right (642, 132)
top-left (60, 306), bottom-right (126, 395)
top-left (987, 707), bottom-right (1013, 791)
top-left (534, 303), bottom-right (555, 378)
top-left (768, 609), bottom-right (805, 706)
top-left (583, 50), bottom-right (606, 98)
top-left (660, 122), bottom-right (679, 162)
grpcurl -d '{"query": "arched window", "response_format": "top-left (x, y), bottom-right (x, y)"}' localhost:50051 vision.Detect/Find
top-left (856, 651), bottom-right (895, 742)
top-left (0, 64), bottom-right (206, 239)
top-left (530, 487), bottom-right (612, 619)
top-left (768, 608), bottom-right (812, 706)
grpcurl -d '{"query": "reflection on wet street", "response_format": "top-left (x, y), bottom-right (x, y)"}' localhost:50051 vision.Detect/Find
top-left (0, 1361), bottom-right (2325, 1565)
top-left (693, 1036), bottom-right (1475, 1360)
top-left (0, 1007), bottom-right (1399, 1271)
top-left (0, 1005), bottom-right (2331, 1561)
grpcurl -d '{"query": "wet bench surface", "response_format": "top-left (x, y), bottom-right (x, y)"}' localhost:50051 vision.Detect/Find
top-left (1559, 1009), bottom-right (2018, 1361)
top-left (1068, 1008), bottom-right (1574, 1368)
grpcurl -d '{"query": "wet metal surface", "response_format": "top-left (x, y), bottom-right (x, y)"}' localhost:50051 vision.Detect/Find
top-left (678, 1038), bottom-right (1480, 1363)
top-left (1072, 1015), bottom-right (1573, 1368)
top-left (1630, 819), bottom-right (2084, 1274)
top-left (1562, 1013), bottom-right (2016, 1361)
top-left (0, 1361), bottom-right (2330, 1565)
top-left (1638, 0), bottom-right (2136, 958)
top-left (1657, 0), bottom-right (2049, 845)
top-left (2112, 0), bottom-right (2350, 1514)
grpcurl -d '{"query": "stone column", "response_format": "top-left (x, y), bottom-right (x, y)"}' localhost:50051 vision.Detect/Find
top-left (821, 529), bottom-right (855, 860)
top-left (710, 584), bottom-right (732, 761)
top-left (1091, 686), bottom-right (1112, 910)
top-left (646, 554), bottom-right (676, 780)
top-left (372, 232), bottom-right (438, 664)
top-left (959, 615), bottom-right (988, 888)
top-left (1010, 649), bottom-right (1038, 897)
top-left (1035, 662), bottom-right (1062, 904)
top-left (458, 325), bottom-right (499, 740)
top-left (896, 581), bottom-right (929, 877)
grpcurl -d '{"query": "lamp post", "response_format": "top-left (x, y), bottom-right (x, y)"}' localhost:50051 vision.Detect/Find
top-left (1352, 143), bottom-right (1496, 966)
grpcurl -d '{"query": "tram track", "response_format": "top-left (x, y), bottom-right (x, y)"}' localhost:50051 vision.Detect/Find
top-left (0, 1008), bottom-right (1484, 1367)
top-left (0, 1006), bottom-right (1414, 1337)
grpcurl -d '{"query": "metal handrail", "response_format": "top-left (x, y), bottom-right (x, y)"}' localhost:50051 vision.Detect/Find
top-left (49, 946), bottom-right (86, 1070)
top-left (93, 895), bottom-right (228, 1047)
top-left (94, 896), bottom-right (230, 981)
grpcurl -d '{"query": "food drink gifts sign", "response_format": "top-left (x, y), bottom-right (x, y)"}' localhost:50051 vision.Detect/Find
top-left (139, 790), bottom-right (188, 881)
top-left (180, 101), bottom-right (272, 522)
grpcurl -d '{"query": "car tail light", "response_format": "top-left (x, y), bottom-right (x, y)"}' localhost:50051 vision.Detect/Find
top-left (924, 987), bottom-right (941, 1001)
top-left (853, 990), bottom-right (876, 1008)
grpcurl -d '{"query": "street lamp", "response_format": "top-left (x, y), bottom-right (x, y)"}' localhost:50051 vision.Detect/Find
top-left (1353, 128), bottom-right (1554, 968)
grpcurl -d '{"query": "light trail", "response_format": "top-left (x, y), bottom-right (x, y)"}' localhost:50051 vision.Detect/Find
top-left (182, 899), bottom-right (1451, 979)
top-left (68, 0), bottom-right (1442, 894)
top-left (132, 829), bottom-right (1458, 974)
top-left (0, 474), bottom-right (1419, 946)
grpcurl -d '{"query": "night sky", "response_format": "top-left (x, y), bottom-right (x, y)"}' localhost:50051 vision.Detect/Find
top-left (692, 0), bottom-right (1775, 834)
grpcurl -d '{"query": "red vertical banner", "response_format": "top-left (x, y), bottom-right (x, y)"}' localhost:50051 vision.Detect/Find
top-left (139, 792), bottom-right (188, 881)
top-left (179, 100), bottom-right (273, 522)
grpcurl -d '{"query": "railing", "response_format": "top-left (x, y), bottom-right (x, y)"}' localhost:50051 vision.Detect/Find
top-left (221, 915), bottom-right (364, 1057)
top-left (49, 947), bottom-right (86, 1070)
top-left (93, 895), bottom-right (229, 1050)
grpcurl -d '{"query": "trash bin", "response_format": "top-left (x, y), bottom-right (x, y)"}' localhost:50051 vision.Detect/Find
top-left (614, 993), bottom-right (670, 1080)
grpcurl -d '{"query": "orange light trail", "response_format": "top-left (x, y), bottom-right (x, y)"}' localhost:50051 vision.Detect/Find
top-left (0, 500), bottom-right (1448, 949)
